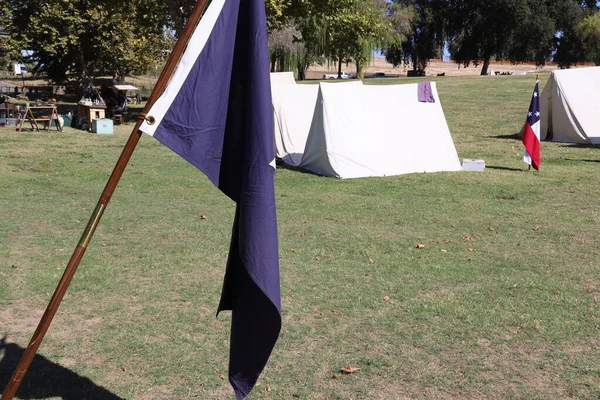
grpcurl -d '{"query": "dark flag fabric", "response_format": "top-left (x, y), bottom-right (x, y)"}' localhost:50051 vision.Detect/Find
top-left (139, 0), bottom-right (281, 398)
top-left (522, 81), bottom-right (541, 170)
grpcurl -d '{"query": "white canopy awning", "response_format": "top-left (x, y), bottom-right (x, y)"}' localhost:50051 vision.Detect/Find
top-left (113, 84), bottom-right (139, 91)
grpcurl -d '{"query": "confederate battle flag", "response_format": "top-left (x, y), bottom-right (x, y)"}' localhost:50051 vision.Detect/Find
top-left (522, 81), bottom-right (541, 170)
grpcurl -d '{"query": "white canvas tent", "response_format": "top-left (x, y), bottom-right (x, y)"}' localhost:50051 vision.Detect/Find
top-left (270, 72), bottom-right (296, 85)
top-left (271, 80), bottom-right (362, 166)
top-left (299, 82), bottom-right (462, 179)
top-left (540, 66), bottom-right (600, 144)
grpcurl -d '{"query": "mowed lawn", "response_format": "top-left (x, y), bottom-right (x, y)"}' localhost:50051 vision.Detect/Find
top-left (1, 75), bottom-right (598, 399)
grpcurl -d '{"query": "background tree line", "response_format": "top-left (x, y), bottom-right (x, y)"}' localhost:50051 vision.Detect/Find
top-left (0, 0), bottom-right (598, 90)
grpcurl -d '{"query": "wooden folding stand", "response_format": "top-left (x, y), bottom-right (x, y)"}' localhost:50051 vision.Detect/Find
top-left (16, 105), bottom-right (63, 132)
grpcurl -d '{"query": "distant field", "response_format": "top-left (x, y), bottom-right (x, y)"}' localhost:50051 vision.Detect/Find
top-left (1, 75), bottom-right (598, 399)
top-left (306, 57), bottom-right (592, 79)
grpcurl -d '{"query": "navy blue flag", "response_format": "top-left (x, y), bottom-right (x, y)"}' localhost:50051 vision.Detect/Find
top-left (139, 0), bottom-right (281, 398)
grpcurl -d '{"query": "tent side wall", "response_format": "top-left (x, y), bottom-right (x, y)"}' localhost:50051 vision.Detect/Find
top-left (539, 77), bottom-right (552, 141)
top-left (271, 84), bottom-right (320, 166)
top-left (270, 72), bottom-right (296, 85)
top-left (300, 81), bottom-right (368, 178)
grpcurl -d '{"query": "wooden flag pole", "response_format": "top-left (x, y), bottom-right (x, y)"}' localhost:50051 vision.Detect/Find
top-left (1, 1), bottom-right (210, 398)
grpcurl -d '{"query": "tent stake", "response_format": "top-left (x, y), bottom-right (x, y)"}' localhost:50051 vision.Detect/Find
top-left (0, 1), bottom-right (210, 398)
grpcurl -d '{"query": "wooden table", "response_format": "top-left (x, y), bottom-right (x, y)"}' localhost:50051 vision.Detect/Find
top-left (17, 105), bottom-right (62, 132)
top-left (77, 104), bottom-right (107, 131)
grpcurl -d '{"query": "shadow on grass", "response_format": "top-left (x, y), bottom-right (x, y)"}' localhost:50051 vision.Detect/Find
top-left (558, 143), bottom-right (600, 149)
top-left (486, 165), bottom-right (525, 172)
top-left (0, 337), bottom-right (123, 400)
top-left (563, 158), bottom-right (600, 164)
top-left (487, 132), bottom-right (521, 141)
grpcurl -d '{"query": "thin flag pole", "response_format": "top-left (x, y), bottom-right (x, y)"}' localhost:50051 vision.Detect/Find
top-left (1, 1), bottom-right (211, 398)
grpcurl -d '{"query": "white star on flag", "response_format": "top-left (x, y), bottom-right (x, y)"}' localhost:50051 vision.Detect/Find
top-left (534, 92), bottom-right (538, 97)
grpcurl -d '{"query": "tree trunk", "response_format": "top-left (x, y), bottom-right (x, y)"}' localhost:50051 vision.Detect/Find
top-left (480, 58), bottom-right (490, 75)
top-left (297, 62), bottom-right (306, 80)
top-left (337, 52), bottom-right (343, 78)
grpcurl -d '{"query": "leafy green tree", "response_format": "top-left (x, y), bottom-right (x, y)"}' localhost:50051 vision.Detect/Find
top-left (163, 0), bottom-right (194, 36)
top-left (284, 0), bottom-right (393, 78)
top-left (9, 0), bottom-right (167, 88)
top-left (0, 0), bottom-right (20, 73)
top-left (502, 0), bottom-right (555, 66)
top-left (447, 0), bottom-right (598, 73)
top-left (552, 1), bottom-right (598, 68)
top-left (576, 11), bottom-right (600, 65)
top-left (329, 0), bottom-right (392, 78)
top-left (268, 23), bottom-right (300, 72)
top-left (265, 0), bottom-right (292, 29)
top-left (447, 0), bottom-right (527, 75)
top-left (385, 0), bottom-right (444, 73)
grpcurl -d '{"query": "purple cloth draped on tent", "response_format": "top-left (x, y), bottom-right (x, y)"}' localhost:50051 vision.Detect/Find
top-left (417, 81), bottom-right (435, 103)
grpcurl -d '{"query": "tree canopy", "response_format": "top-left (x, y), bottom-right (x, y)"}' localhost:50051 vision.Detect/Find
top-left (576, 11), bottom-right (600, 65)
top-left (1, 0), bottom-right (599, 85)
top-left (384, 0), bottom-right (445, 72)
top-left (6, 0), bottom-right (168, 86)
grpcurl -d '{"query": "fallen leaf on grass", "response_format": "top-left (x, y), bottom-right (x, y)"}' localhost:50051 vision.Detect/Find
top-left (443, 239), bottom-right (452, 244)
top-left (441, 249), bottom-right (448, 253)
top-left (297, 232), bottom-right (306, 237)
top-left (341, 365), bottom-right (360, 374)
top-left (467, 248), bottom-right (474, 252)
top-left (463, 236), bottom-right (470, 241)
top-left (11, 264), bottom-right (17, 269)
top-left (416, 243), bottom-right (425, 249)
top-left (508, 326), bottom-right (521, 334)
top-left (532, 226), bottom-right (541, 231)
top-left (368, 258), bottom-right (375, 264)
top-left (314, 256), bottom-right (321, 261)
top-left (218, 373), bottom-right (226, 380)
top-left (118, 227), bottom-right (126, 231)
top-left (290, 248), bottom-right (297, 252)
top-left (489, 227), bottom-right (495, 231)
top-left (383, 296), bottom-right (392, 303)
top-left (331, 374), bottom-right (341, 379)
top-left (200, 215), bottom-right (207, 220)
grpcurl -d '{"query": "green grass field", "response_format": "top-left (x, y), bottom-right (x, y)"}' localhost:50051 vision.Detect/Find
top-left (1, 75), bottom-right (598, 399)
